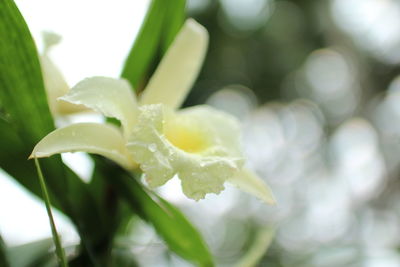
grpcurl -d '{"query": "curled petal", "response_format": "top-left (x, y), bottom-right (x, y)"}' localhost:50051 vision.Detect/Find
top-left (140, 19), bottom-right (209, 109)
top-left (60, 77), bottom-right (137, 137)
top-left (30, 123), bottom-right (135, 169)
top-left (178, 156), bottom-right (240, 201)
top-left (41, 56), bottom-right (87, 115)
top-left (42, 31), bottom-right (62, 53)
top-left (229, 168), bottom-right (276, 204)
top-left (127, 104), bottom-right (244, 200)
top-left (40, 32), bottom-right (86, 115)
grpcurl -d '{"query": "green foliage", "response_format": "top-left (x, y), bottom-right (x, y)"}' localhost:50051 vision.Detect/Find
top-left (0, 1), bottom-right (53, 141)
top-left (111, 246), bottom-right (139, 267)
top-left (110, 253), bottom-right (138, 267)
top-left (162, 0), bottom-right (186, 53)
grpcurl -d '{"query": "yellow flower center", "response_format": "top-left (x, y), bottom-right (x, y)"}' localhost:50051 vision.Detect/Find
top-left (164, 116), bottom-right (210, 153)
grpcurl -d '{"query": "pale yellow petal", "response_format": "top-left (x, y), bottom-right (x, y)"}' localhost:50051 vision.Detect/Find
top-left (140, 19), bottom-right (209, 109)
top-left (229, 168), bottom-right (276, 204)
top-left (127, 105), bottom-right (176, 188)
top-left (60, 77), bottom-right (137, 137)
top-left (40, 32), bottom-right (86, 115)
top-left (30, 123), bottom-right (135, 169)
top-left (172, 105), bottom-right (243, 157)
top-left (40, 55), bottom-right (87, 115)
top-left (42, 31), bottom-right (62, 53)
top-left (178, 155), bottom-right (241, 200)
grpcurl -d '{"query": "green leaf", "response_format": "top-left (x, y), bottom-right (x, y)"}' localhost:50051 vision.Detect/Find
top-left (110, 170), bottom-right (214, 267)
top-left (0, 0), bottom-right (55, 143)
top-left (0, 235), bottom-right (9, 267)
top-left (162, 0), bottom-right (186, 53)
top-left (0, 1), bottom-right (111, 263)
top-left (0, 0), bottom-right (64, 193)
top-left (121, 0), bottom-right (166, 89)
top-left (111, 246), bottom-right (139, 267)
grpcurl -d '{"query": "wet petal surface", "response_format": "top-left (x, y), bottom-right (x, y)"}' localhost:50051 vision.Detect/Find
top-left (30, 122), bottom-right (134, 169)
top-left (60, 77), bottom-right (137, 137)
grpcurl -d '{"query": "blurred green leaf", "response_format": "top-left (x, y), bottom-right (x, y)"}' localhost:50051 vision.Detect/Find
top-left (112, 171), bottom-right (214, 267)
top-left (0, 1), bottom-right (111, 263)
top-left (0, 118), bottom-right (49, 205)
top-left (121, 0), bottom-right (166, 89)
top-left (7, 238), bottom-right (53, 267)
top-left (162, 0), bottom-right (186, 53)
top-left (0, 0), bottom-right (55, 143)
top-left (0, 235), bottom-right (9, 267)
top-left (111, 247), bottom-right (139, 267)
top-left (0, 0), bottom-right (65, 195)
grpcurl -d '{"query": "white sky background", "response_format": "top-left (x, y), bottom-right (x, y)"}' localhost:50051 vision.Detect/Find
top-left (0, 0), bottom-right (150, 246)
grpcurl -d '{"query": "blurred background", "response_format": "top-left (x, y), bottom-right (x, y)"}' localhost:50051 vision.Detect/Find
top-left (3, 0), bottom-right (400, 266)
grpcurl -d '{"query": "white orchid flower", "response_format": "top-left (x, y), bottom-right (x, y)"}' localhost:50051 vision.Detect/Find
top-left (30, 19), bottom-right (275, 204)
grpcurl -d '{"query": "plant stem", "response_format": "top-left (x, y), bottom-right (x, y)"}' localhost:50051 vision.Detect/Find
top-left (34, 158), bottom-right (68, 267)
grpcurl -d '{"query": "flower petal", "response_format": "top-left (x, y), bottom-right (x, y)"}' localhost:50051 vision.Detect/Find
top-left (173, 105), bottom-right (243, 157)
top-left (127, 104), bottom-right (244, 200)
top-left (60, 77), bottom-right (137, 137)
top-left (127, 105), bottom-right (176, 188)
top-left (178, 155), bottom-right (240, 201)
top-left (42, 31), bottom-right (62, 53)
top-left (140, 19), bottom-right (209, 109)
top-left (40, 32), bottom-right (86, 115)
top-left (229, 168), bottom-right (276, 204)
top-left (30, 122), bottom-right (135, 169)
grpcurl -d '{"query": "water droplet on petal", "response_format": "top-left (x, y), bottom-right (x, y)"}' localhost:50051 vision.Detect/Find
top-left (148, 143), bottom-right (157, 152)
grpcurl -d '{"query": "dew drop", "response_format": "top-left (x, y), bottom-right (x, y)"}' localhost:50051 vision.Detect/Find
top-left (148, 143), bottom-right (157, 152)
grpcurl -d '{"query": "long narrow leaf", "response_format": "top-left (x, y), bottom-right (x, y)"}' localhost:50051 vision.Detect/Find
top-left (121, 0), bottom-right (166, 89)
top-left (35, 158), bottom-right (68, 267)
top-left (162, 0), bottom-right (186, 53)
top-left (0, 0), bottom-right (54, 142)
